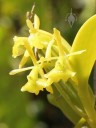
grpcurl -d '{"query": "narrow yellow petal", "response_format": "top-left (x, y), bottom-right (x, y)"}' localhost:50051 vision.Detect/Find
top-left (9, 66), bottom-right (33, 75)
top-left (26, 19), bottom-right (34, 30)
top-left (66, 50), bottom-right (86, 57)
top-left (19, 56), bottom-right (29, 68)
top-left (45, 39), bottom-right (54, 58)
top-left (53, 28), bottom-right (65, 56)
top-left (34, 14), bottom-right (40, 29)
top-left (24, 40), bottom-right (37, 65)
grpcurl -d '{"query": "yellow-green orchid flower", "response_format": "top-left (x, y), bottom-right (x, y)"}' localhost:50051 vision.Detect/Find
top-left (10, 13), bottom-right (96, 128)
top-left (10, 14), bottom-right (74, 94)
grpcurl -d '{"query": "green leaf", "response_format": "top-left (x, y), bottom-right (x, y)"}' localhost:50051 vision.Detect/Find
top-left (69, 15), bottom-right (96, 127)
top-left (70, 15), bottom-right (96, 80)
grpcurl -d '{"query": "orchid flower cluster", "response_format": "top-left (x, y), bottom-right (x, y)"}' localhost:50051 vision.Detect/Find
top-left (10, 12), bottom-right (96, 128)
top-left (10, 14), bottom-right (81, 95)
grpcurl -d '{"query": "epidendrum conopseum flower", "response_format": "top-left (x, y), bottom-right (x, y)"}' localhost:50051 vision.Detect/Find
top-left (10, 14), bottom-right (84, 94)
top-left (10, 12), bottom-right (96, 128)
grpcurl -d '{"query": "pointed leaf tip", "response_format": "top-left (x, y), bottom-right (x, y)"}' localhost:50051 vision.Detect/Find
top-left (70, 15), bottom-right (96, 79)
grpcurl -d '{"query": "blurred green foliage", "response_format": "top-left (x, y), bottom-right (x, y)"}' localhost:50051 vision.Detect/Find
top-left (0, 0), bottom-right (95, 128)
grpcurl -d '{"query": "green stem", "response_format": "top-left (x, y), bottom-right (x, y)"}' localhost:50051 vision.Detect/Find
top-left (78, 80), bottom-right (96, 128)
top-left (55, 82), bottom-right (86, 118)
top-left (47, 85), bottom-right (81, 124)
